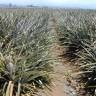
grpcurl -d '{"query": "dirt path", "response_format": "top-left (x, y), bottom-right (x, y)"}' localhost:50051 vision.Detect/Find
top-left (47, 17), bottom-right (78, 96)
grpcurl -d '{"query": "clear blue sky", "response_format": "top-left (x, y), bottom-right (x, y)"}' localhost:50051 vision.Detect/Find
top-left (0, 0), bottom-right (96, 9)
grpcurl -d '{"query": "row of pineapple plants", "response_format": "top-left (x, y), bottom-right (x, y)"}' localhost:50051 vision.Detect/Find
top-left (55, 9), bottom-right (96, 95)
top-left (0, 9), bottom-right (52, 96)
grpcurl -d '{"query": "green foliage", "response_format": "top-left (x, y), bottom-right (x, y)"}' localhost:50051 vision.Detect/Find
top-left (0, 9), bottom-right (51, 96)
top-left (56, 9), bottom-right (96, 95)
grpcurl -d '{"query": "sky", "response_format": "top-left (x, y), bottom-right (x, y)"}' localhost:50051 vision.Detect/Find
top-left (0, 0), bottom-right (96, 9)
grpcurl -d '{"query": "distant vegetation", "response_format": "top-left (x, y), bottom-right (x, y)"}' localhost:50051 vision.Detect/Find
top-left (0, 4), bottom-right (37, 8)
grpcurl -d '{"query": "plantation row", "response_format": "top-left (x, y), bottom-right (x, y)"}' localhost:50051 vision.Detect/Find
top-left (0, 8), bottom-right (53, 96)
top-left (55, 9), bottom-right (96, 95)
top-left (1, 8), bottom-right (96, 96)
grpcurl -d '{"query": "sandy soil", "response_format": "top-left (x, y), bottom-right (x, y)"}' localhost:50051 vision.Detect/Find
top-left (47, 17), bottom-right (78, 96)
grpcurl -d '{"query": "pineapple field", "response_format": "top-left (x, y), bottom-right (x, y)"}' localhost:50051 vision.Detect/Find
top-left (0, 8), bottom-right (96, 96)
